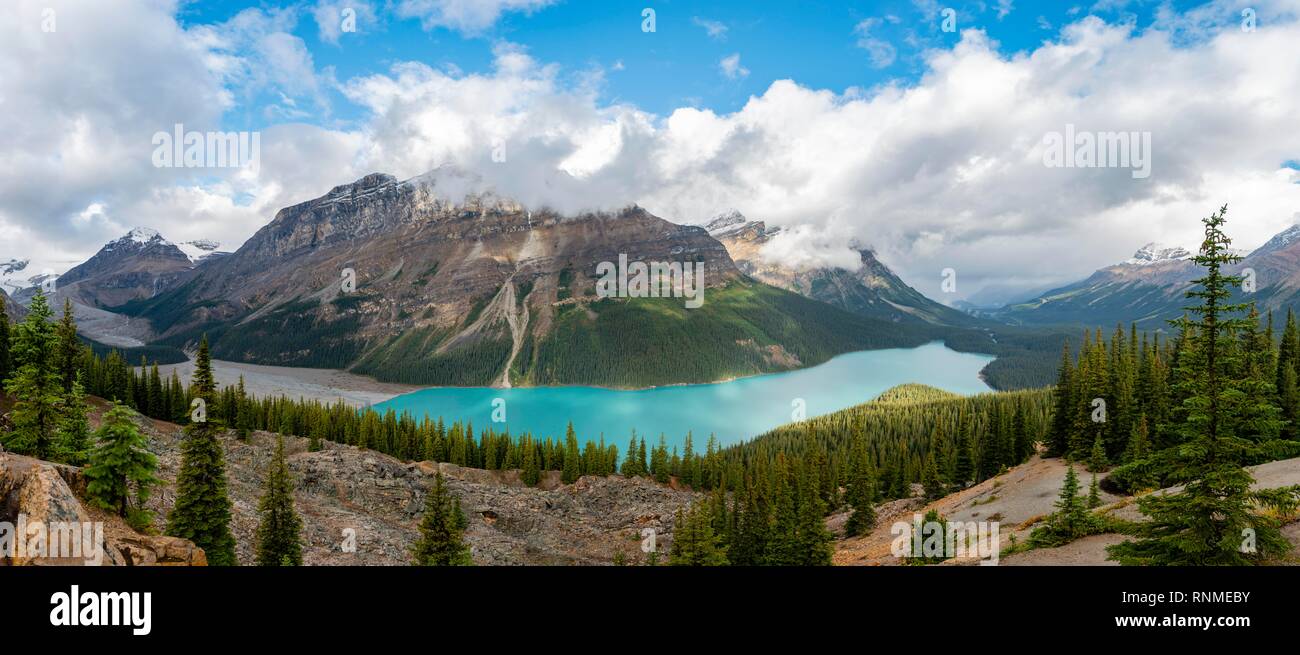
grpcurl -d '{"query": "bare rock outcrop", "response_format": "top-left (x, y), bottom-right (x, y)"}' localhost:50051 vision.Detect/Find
top-left (0, 451), bottom-right (205, 566)
top-left (129, 409), bottom-right (697, 566)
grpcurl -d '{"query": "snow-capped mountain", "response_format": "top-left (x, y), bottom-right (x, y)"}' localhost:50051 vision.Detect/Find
top-left (995, 222), bottom-right (1300, 328)
top-left (43, 228), bottom-right (216, 309)
top-left (704, 210), bottom-right (976, 327)
top-left (1125, 242), bottom-right (1193, 265)
top-left (1249, 224), bottom-right (1300, 258)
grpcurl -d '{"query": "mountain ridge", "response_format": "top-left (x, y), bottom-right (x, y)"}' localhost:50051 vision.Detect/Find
top-left (994, 221), bottom-right (1300, 328)
top-left (112, 170), bottom-right (937, 388)
top-left (704, 210), bottom-right (978, 327)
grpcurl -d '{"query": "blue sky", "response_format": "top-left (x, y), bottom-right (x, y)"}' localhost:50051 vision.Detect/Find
top-left (4, 0), bottom-right (1299, 302)
top-left (181, 0), bottom-right (1212, 131)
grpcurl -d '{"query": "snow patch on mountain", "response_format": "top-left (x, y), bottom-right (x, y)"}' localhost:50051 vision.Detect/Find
top-left (1250, 224), bottom-right (1300, 258)
top-left (176, 239), bottom-right (224, 264)
top-left (127, 227), bottom-right (161, 243)
top-left (1125, 242), bottom-right (1193, 265)
top-left (98, 228), bottom-right (222, 264)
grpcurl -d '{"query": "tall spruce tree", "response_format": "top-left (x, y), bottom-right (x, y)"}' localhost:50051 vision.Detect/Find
top-left (562, 422), bottom-right (581, 484)
top-left (412, 473), bottom-right (473, 566)
top-left (844, 433), bottom-right (877, 537)
top-left (921, 451), bottom-right (944, 501)
top-left (54, 374), bottom-right (93, 466)
top-left (255, 436), bottom-right (303, 566)
top-left (54, 298), bottom-right (80, 392)
top-left (166, 335), bottom-right (238, 566)
top-left (2, 290), bottom-right (62, 458)
top-left (1108, 206), bottom-right (1298, 565)
top-left (1047, 342), bottom-right (1075, 457)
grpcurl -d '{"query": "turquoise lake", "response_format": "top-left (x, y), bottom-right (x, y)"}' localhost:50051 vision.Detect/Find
top-left (370, 341), bottom-right (994, 452)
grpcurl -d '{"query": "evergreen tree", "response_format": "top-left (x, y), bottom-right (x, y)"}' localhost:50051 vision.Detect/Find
top-left (562, 422), bottom-right (581, 484)
top-left (669, 500), bottom-right (728, 566)
top-left (191, 335), bottom-right (216, 402)
top-left (54, 374), bottom-right (93, 466)
top-left (255, 436), bottom-right (303, 566)
top-left (1011, 404), bottom-right (1033, 464)
top-left (411, 473), bottom-right (473, 566)
top-left (166, 339), bottom-right (237, 566)
top-left (952, 419), bottom-right (974, 488)
top-left (54, 298), bottom-right (80, 393)
top-left (1046, 342), bottom-right (1075, 457)
top-left (1087, 434), bottom-right (1108, 473)
top-left (843, 433), bottom-right (876, 537)
top-left (795, 460), bottom-right (834, 565)
top-left (1087, 472), bottom-right (1102, 509)
top-left (1126, 414), bottom-right (1151, 463)
top-left (521, 438), bottom-right (541, 486)
top-left (1028, 464), bottom-right (1096, 547)
top-left (1109, 206), bottom-right (1298, 565)
top-left (2, 290), bottom-right (62, 458)
top-left (921, 452), bottom-right (944, 501)
top-left (84, 403), bottom-right (158, 518)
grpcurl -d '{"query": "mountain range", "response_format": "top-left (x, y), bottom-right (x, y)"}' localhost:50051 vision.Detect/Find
top-left (992, 224), bottom-right (1300, 329)
top-left (78, 168), bottom-right (959, 388)
top-left (23, 170), bottom-right (1290, 389)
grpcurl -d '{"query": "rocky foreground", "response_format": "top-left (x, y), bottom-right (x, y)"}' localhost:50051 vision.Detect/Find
top-left (831, 454), bottom-right (1300, 566)
top-left (4, 398), bottom-right (698, 566)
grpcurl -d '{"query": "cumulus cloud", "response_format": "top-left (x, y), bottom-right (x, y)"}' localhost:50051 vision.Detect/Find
top-left (758, 225), bottom-right (863, 271)
top-left (719, 53), bottom-right (749, 79)
top-left (395, 0), bottom-right (557, 34)
top-left (328, 8), bottom-right (1299, 300)
top-left (7, 0), bottom-right (1300, 305)
top-left (0, 1), bottom-right (357, 274)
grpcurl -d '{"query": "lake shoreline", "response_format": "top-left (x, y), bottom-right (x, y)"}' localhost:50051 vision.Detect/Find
top-left (372, 343), bottom-right (996, 449)
top-left (142, 341), bottom-right (997, 409)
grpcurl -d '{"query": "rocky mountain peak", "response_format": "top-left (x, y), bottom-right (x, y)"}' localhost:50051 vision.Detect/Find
top-left (705, 209), bottom-right (748, 232)
top-left (1250, 223), bottom-right (1300, 258)
top-left (1126, 242), bottom-right (1193, 265)
top-left (705, 210), bottom-right (780, 241)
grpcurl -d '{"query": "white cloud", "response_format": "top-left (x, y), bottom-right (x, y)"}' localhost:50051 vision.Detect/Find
top-left (692, 16), bottom-right (728, 40)
top-left (323, 9), bottom-right (1300, 300)
top-left (854, 18), bottom-right (897, 68)
top-left (395, 0), bottom-right (556, 34)
top-left (7, 0), bottom-right (1300, 305)
top-left (719, 53), bottom-right (749, 80)
top-left (996, 0), bottom-right (1015, 20)
top-left (758, 224), bottom-right (862, 271)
